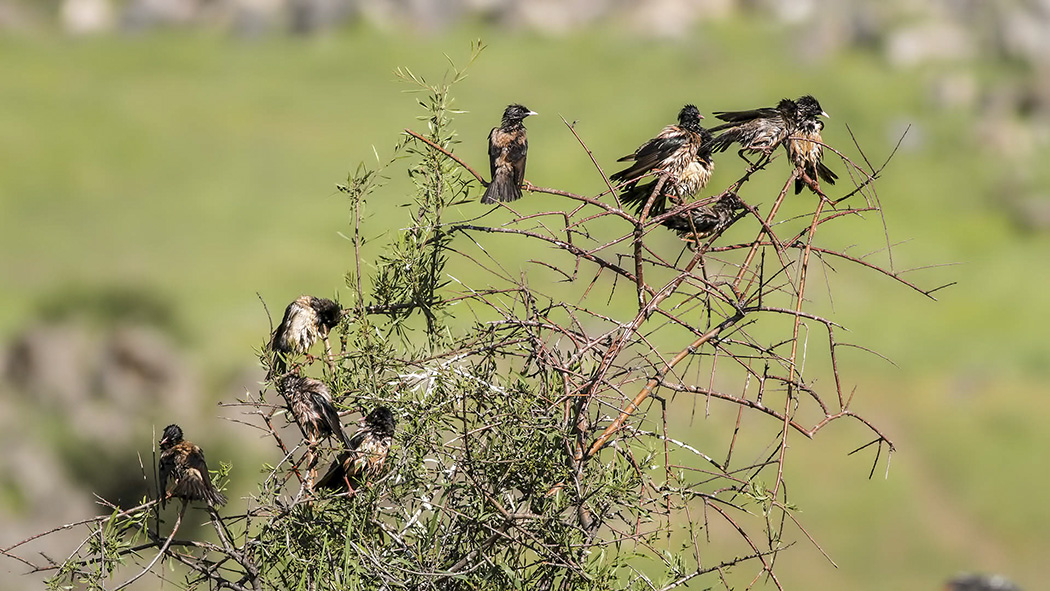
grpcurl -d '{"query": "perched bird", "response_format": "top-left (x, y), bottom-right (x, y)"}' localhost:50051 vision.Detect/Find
top-left (481, 104), bottom-right (537, 204)
top-left (316, 406), bottom-right (396, 494)
top-left (709, 98), bottom-right (796, 164)
top-left (278, 375), bottom-right (352, 449)
top-left (158, 424), bottom-right (226, 508)
top-left (268, 295), bottom-right (342, 378)
top-left (609, 104), bottom-right (714, 217)
top-left (784, 95), bottom-right (838, 195)
top-left (661, 192), bottom-right (747, 244)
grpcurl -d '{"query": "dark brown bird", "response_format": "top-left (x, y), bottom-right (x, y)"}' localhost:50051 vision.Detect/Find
top-left (481, 104), bottom-right (537, 204)
top-left (158, 424), bottom-right (226, 508)
top-left (268, 295), bottom-right (342, 378)
top-left (278, 375), bottom-right (352, 449)
top-left (609, 104), bottom-right (714, 217)
top-left (316, 406), bottom-right (396, 494)
top-left (709, 98), bottom-right (796, 164)
top-left (661, 192), bottom-right (747, 244)
top-left (785, 95), bottom-right (837, 194)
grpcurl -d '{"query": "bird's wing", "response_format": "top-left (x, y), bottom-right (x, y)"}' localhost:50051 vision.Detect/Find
top-left (507, 134), bottom-right (528, 186)
top-left (314, 391), bottom-right (352, 449)
top-left (487, 126), bottom-right (500, 179)
top-left (159, 452), bottom-right (174, 504)
top-left (186, 445), bottom-right (213, 489)
top-left (315, 452), bottom-right (349, 490)
top-left (712, 106), bottom-right (779, 123)
top-left (187, 444), bottom-right (226, 506)
top-left (271, 301), bottom-right (300, 353)
top-left (610, 126), bottom-right (688, 182)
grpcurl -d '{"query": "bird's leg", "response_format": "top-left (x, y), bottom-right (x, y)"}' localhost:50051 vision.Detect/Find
top-left (679, 213), bottom-right (701, 250)
top-left (753, 151), bottom-right (773, 170)
top-left (736, 149), bottom-right (756, 167)
top-left (341, 475), bottom-right (357, 496)
top-left (801, 170), bottom-right (824, 197)
top-left (322, 334), bottom-right (335, 377)
top-left (304, 439), bottom-right (320, 493)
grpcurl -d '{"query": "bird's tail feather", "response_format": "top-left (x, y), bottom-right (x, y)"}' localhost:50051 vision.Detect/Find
top-left (315, 392), bottom-right (354, 450)
top-left (816, 161), bottom-right (838, 185)
top-left (620, 183), bottom-right (668, 217)
top-left (795, 161), bottom-right (838, 195)
top-left (315, 453), bottom-right (350, 491)
top-left (481, 170), bottom-right (523, 203)
top-left (173, 479), bottom-right (227, 507)
top-left (266, 352), bottom-right (286, 381)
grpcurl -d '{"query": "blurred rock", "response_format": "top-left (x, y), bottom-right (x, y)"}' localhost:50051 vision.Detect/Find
top-left (0, 418), bottom-right (96, 537)
top-left (0, 0), bottom-right (34, 31)
top-left (793, 7), bottom-right (851, 63)
top-left (625, 0), bottom-right (733, 38)
top-left (995, 4), bottom-right (1050, 65)
top-left (1003, 193), bottom-right (1050, 234)
top-left (769, 0), bottom-right (816, 25)
top-left (4, 321), bottom-right (201, 444)
top-left (946, 572), bottom-right (1022, 591)
top-left (357, 0), bottom-right (464, 32)
top-left (228, 0), bottom-right (283, 35)
top-left (974, 111), bottom-right (1037, 161)
top-left (287, 0), bottom-right (358, 34)
top-left (96, 325), bottom-right (198, 411)
top-left (929, 71), bottom-right (979, 110)
top-left (886, 20), bottom-right (975, 66)
top-left (498, 0), bottom-right (611, 34)
top-left (121, 0), bottom-right (204, 30)
top-left (60, 0), bottom-right (115, 34)
top-left (5, 323), bottom-right (96, 406)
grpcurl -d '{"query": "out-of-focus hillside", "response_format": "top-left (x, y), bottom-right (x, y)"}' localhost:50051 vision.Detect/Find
top-left (0, 4), bottom-right (1048, 590)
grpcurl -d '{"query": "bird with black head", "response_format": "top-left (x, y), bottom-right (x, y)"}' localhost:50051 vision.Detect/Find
top-left (661, 192), bottom-right (747, 247)
top-left (610, 104), bottom-right (715, 218)
top-left (784, 95), bottom-right (838, 195)
top-left (709, 98), bottom-right (797, 165)
top-left (158, 424), bottom-right (226, 508)
top-left (278, 375), bottom-right (351, 448)
top-left (481, 103), bottom-right (537, 204)
top-left (268, 295), bottom-right (343, 378)
top-left (316, 406), bottom-right (396, 495)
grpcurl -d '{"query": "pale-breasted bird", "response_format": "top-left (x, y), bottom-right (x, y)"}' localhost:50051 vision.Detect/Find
top-left (610, 104), bottom-right (715, 217)
top-left (316, 406), bottom-right (396, 494)
top-left (268, 295), bottom-right (342, 378)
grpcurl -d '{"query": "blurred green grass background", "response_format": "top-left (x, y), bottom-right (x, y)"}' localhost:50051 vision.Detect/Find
top-left (1, 20), bottom-right (1048, 590)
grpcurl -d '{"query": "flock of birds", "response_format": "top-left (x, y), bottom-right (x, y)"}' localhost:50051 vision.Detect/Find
top-left (147, 97), bottom-right (1026, 591)
top-left (157, 94), bottom-right (839, 510)
top-left (483, 95), bottom-right (838, 243)
top-left (159, 295), bottom-right (394, 509)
